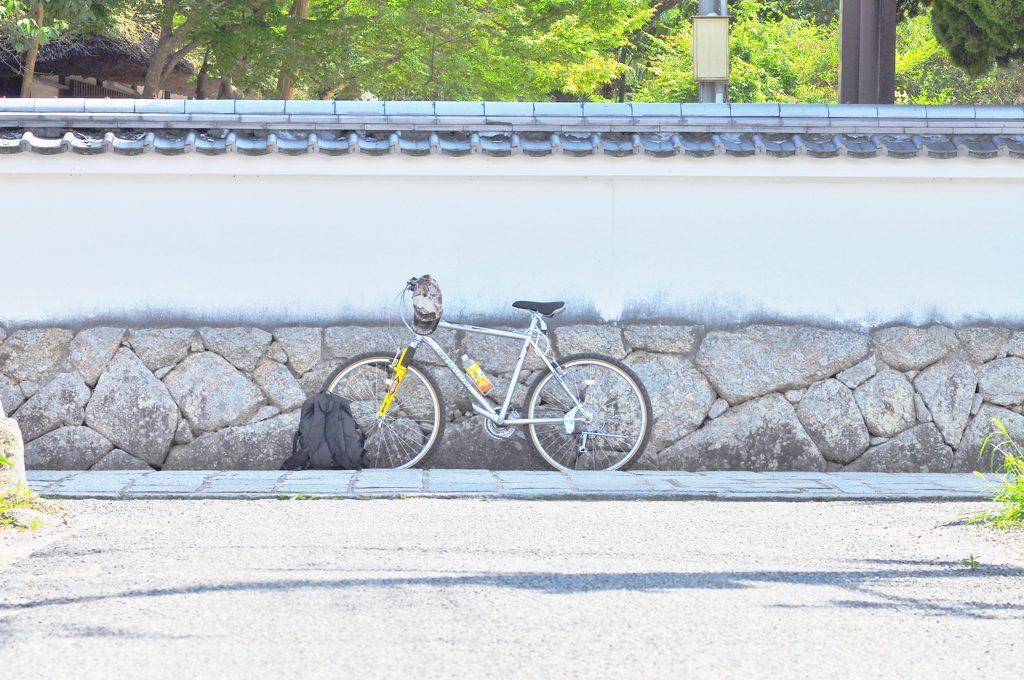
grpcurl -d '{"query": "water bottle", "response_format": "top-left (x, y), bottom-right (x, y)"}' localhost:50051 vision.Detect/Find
top-left (461, 354), bottom-right (493, 394)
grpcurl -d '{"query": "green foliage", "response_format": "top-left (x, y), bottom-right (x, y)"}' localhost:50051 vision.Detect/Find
top-left (635, 0), bottom-right (837, 103)
top-left (970, 418), bottom-right (1024, 528)
top-left (1, 0), bottom-right (98, 52)
top-left (0, 481), bottom-right (61, 532)
top-left (960, 554), bottom-right (980, 570)
top-left (896, 11), bottom-right (1024, 103)
top-left (929, 0), bottom-right (1024, 76)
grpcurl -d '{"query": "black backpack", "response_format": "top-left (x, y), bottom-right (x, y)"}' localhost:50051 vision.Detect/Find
top-left (281, 393), bottom-right (366, 470)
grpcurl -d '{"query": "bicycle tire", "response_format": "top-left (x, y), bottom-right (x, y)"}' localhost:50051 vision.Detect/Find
top-left (322, 351), bottom-right (446, 469)
top-left (524, 353), bottom-right (652, 472)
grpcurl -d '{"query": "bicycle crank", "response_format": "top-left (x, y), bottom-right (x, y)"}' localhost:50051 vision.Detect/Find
top-left (484, 410), bottom-right (519, 440)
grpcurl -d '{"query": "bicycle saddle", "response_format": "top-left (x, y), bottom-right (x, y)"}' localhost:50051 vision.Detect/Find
top-left (512, 300), bottom-right (565, 317)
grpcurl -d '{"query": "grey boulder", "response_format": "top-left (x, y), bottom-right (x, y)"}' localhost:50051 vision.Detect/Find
top-left (956, 327), bottom-right (1010, 364)
top-left (14, 373), bottom-right (90, 441)
top-left (872, 326), bottom-right (958, 371)
top-left (24, 426), bottom-right (113, 470)
top-left (843, 423), bottom-right (952, 473)
top-left (624, 353), bottom-right (715, 451)
top-left (70, 327), bottom-right (126, 387)
top-left (164, 352), bottom-right (266, 434)
top-left (695, 325), bottom-right (868, 404)
top-left (428, 417), bottom-right (547, 470)
top-left (796, 379), bottom-right (869, 465)
top-left (0, 374), bottom-right (25, 416)
top-left (913, 358), bottom-right (977, 448)
top-left (272, 327), bottom-right (323, 374)
top-left (853, 370), bottom-right (916, 438)
top-left (622, 325), bottom-right (703, 355)
top-left (126, 328), bottom-right (195, 372)
top-left (977, 357), bottom-right (1024, 407)
top-left (554, 325), bottom-right (628, 359)
top-left (463, 329), bottom-right (546, 371)
top-left (90, 449), bottom-right (153, 471)
top-left (162, 411), bottom-right (300, 470)
top-left (658, 393), bottom-right (826, 472)
top-left (836, 359), bottom-right (876, 389)
top-left (199, 327), bottom-right (273, 372)
top-left (252, 359), bottom-right (307, 412)
top-left (0, 329), bottom-right (73, 383)
top-left (952, 404), bottom-right (1024, 473)
top-left (85, 348), bottom-right (180, 467)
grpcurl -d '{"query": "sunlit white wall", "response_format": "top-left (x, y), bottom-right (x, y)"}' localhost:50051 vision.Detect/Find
top-left (2, 152), bottom-right (1023, 328)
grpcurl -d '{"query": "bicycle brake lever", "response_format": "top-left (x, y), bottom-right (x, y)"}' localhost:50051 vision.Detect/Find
top-left (406, 276), bottom-right (420, 291)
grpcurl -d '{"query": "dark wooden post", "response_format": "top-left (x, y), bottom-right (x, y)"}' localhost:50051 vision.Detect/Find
top-left (839, 0), bottom-right (895, 104)
top-left (839, 0), bottom-right (861, 103)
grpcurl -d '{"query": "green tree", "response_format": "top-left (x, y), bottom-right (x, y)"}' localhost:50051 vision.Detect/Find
top-left (929, 0), bottom-right (1024, 76)
top-left (1, 0), bottom-right (97, 96)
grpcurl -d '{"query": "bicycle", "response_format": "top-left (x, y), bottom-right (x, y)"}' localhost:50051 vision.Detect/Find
top-left (321, 277), bottom-right (652, 472)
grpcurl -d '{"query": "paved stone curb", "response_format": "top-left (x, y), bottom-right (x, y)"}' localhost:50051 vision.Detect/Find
top-left (26, 470), bottom-right (1001, 502)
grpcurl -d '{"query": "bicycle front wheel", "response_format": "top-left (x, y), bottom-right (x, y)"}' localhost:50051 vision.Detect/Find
top-left (323, 352), bottom-right (445, 469)
top-left (524, 353), bottom-right (651, 472)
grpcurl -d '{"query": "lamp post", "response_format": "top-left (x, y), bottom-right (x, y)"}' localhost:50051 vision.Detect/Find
top-left (839, 0), bottom-right (896, 103)
top-left (693, 0), bottom-right (730, 103)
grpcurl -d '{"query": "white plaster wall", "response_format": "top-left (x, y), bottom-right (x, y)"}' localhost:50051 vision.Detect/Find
top-left (2, 153), bottom-right (1023, 327)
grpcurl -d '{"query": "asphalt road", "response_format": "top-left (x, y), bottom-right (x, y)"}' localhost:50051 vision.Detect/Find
top-left (2, 499), bottom-right (1023, 679)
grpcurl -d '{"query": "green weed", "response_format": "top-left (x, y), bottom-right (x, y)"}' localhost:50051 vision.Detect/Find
top-left (291, 493), bottom-right (320, 501)
top-left (961, 554), bottom-right (981, 571)
top-left (1, 482), bottom-right (62, 531)
top-left (971, 418), bottom-right (1024, 528)
top-left (396, 493), bottom-right (409, 500)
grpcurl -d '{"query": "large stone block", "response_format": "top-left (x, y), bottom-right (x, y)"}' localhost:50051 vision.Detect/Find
top-left (14, 373), bottom-right (90, 441)
top-left (126, 328), bottom-right (195, 372)
top-left (872, 326), bottom-right (958, 371)
top-left (91, 449), bottom-right (153, 471)
top-left (70, 327), bottom-right (126, 387)
top-left (0, 329), bottom-right (73, 383)
top-left (694, 326), bottom-right (869, 404)
top-left (952, 404), bottom-right (1024, 473)
top-left (299, 360), bottom-right (338, 398)
top-left (853, 370), bottom-right (916, 438)
top-left (977, 357), bottom-right (1024, 407)
top-left (463, 329), bottom-right (546, 371)
top-left (843, 423), bottom-right (952, 473)
top-left (24, 426), bottom-right (113, 470)
top-left (252, 359), bottom-right (306, 412)
top-left (164, 352), bottom-right (266, 434)
top-left (955, 327), bottom-right (1010, 364)
top-left (324, 327), bottom-right (453, 366)
top-left (85, 348), bottom-right (179, 466)
top-left (913, 357), bottom-right (977, 448)
top-left (199, 327), bottom-right (273, 372)
top-left (624, 352), bottom-right (716, 451)
top-left (554, 325), bottom-right (627, 359)
top-left (658, 393), bottom-right (826, 472)
top-left (272, 327), bottom-right (323, 375)
top-left (162, 411), bottom-right (300, 470)
top-left (622, 325), bottom-right (702, 355)
top-left (796, 379), bottom-right (869, 465)
top-left (0, 374), bottom-right (25, 416)
top-left (427, 417), bottom-right (547, 470)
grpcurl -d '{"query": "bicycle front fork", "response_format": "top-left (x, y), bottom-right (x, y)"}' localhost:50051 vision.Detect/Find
top-left (377, 346), bottom-right (413, 419)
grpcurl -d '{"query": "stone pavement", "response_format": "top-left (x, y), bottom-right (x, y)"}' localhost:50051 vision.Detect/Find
top-left (26, 469), bottom-right (1000, 501)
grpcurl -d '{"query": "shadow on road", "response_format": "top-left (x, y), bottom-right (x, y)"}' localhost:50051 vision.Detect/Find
top-left (4, 562), bottom-right (1023, 619)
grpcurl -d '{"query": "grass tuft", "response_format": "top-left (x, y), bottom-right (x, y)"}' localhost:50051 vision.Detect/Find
top-left (1, 482), bottom-right (64, 531)
top-left (970, 418), bottom-right (1024, 528)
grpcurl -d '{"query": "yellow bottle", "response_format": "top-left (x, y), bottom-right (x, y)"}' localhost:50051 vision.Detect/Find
top-left (461, 354), bottom-right (493, 394)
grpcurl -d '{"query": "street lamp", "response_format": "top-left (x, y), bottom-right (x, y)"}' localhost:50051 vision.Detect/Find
top-left (692, 0), bottom-right (730, 103)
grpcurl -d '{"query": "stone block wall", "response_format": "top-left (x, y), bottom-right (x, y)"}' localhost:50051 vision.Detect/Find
top-left (0, 323), bottom-right (1016, 473)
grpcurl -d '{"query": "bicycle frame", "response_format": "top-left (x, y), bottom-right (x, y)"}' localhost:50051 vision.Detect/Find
top-left (386, 313), bottom-right (589, 428)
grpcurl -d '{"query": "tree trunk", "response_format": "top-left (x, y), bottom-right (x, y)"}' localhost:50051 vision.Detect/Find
top-left (195, 49), bottom-right (211, 99)
top-left (0, 415), bottom-right (27, 495)
top-left (276, 0), bottom-right (311, 99)
top-left (141, 16), bottom-right (200, 99)
top-left (19, 2), bottom-right (44, 98)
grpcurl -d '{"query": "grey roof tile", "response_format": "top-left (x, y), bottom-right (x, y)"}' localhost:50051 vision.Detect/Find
top-left (777, 104), bottom-right (829, 118)
top-left (584, 102), bottom-right (632, 117)
top-left (926, 105), bottom-right (976, 120)
top-left (533, 102), bottom-right (583, 117)
top-left (876, 104), bottom-right (927, 119)
top-left (284, 100), bottom-right (334, 115)
top-left (136, 99), bottom-right (185, 114)
top-left (483, 101), bottom-right (533, 117)
top-left (335, 100), bottom-right (385, 116)
top-left (236, 100), bottom-right (286, 114)
top-left (384, 101), bottom-right (434, 116)
top-left (434, 101), bottom-right (484, 116)
top-left (976, 106), bottom-right (1024, 120)
top-left (33, 98), bottom-right (86, 113)
top-left (828, 104), bottom-right (878, 119)
top-left (185, 100), bottom-right (234, 114)
top-left (731, 103), bottom-right (780, 117)
top-left (631, 103), bottom-right (682, 118)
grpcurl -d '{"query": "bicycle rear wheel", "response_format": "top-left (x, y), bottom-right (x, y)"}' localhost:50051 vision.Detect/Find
top-left (323, 352), bottom-right (445, 469)
top-left (524, 353), bottom-right (651, 471)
